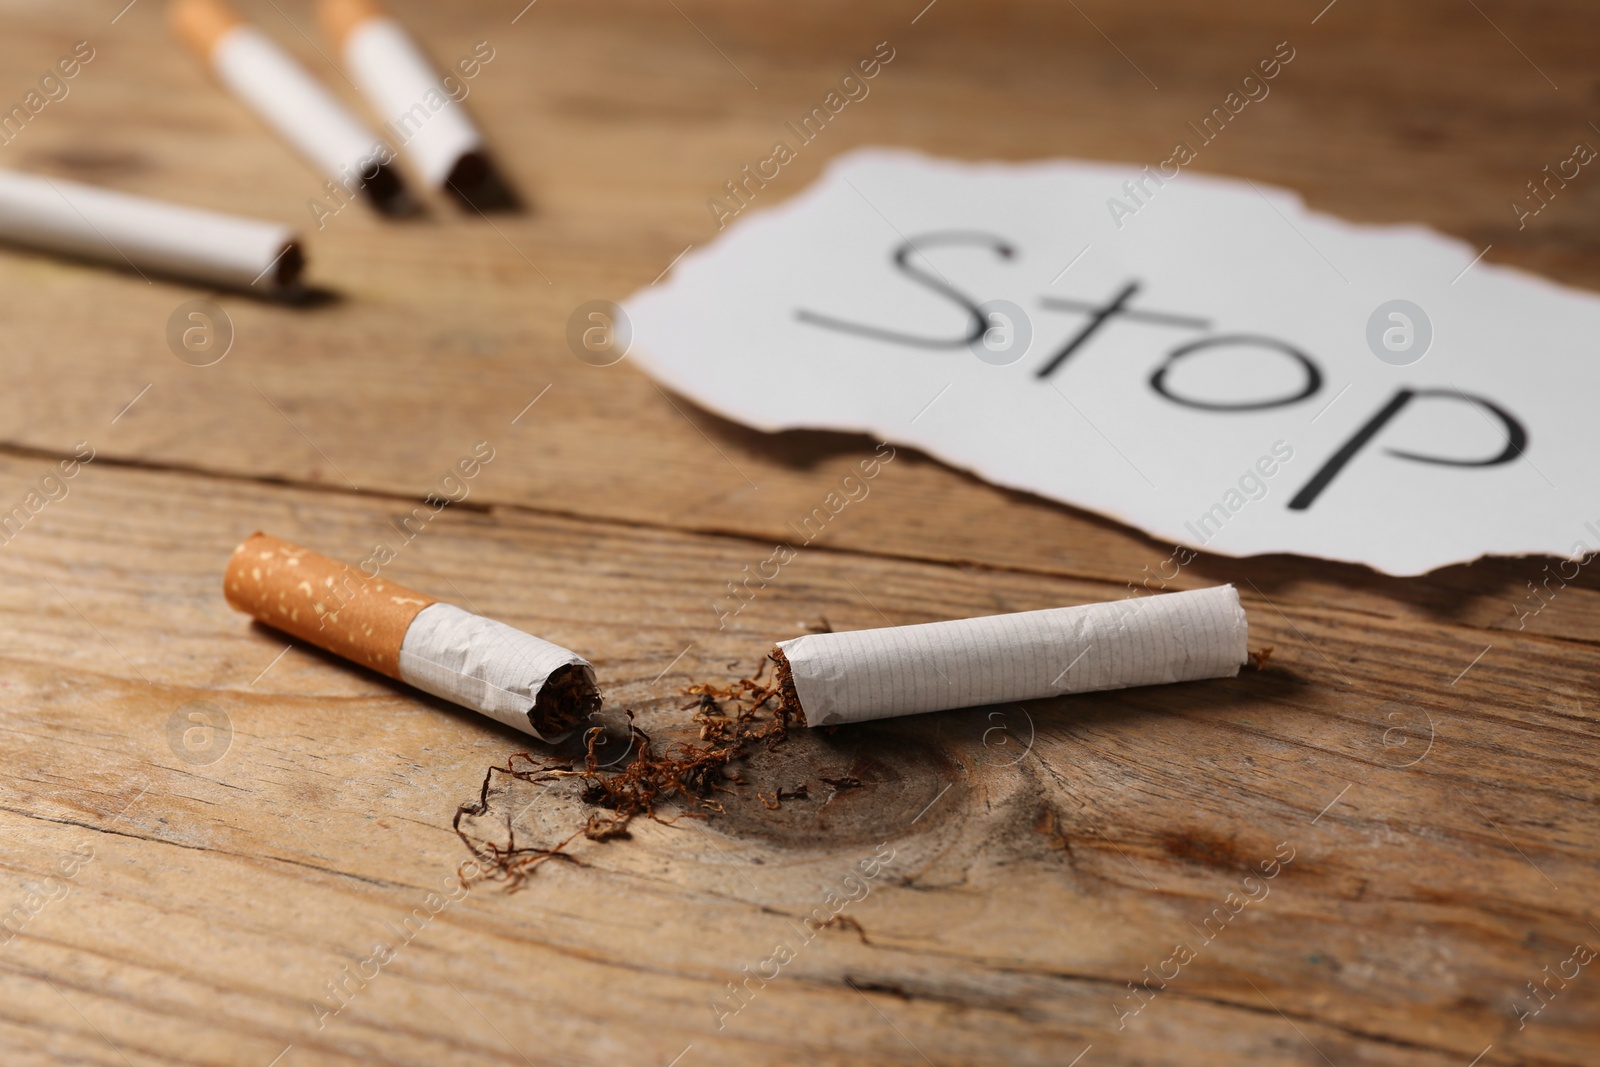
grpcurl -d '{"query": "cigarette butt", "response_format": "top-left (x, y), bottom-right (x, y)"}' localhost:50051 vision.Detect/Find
top-left (0, 169), bottom-right (302, 291)
top-left (316, 0), bottom-right (512, 208)
top-left (224, 533), bottom-right (599, 741)
top-left (774, 585), bottom-right (1249, 727)
top-left (169, 0), bottom-right (414, 216)
top-left (316, 0), bottom-right (385, 49)
top-left (313, 0), bottom-right (508, 211)
top-left (169, 0), bottom-right (243, 59)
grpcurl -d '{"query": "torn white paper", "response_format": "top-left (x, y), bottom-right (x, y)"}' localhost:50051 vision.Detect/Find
top-left (779, 585), bottom-right (1247, 726)
top-left (626, 149), bottom-right (1600, 575)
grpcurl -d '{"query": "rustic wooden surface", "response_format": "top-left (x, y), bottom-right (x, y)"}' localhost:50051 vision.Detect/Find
top-left (1, 1), bottom-right (1598, 1064)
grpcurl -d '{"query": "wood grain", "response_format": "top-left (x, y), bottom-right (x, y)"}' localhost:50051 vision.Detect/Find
top-left (2, 455), bottom-right (1598, 1066)
top-left (0, 1), bottom-right (1596, 1064)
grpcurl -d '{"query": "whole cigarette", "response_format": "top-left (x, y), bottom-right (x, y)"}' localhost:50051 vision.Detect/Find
top-left (0, 169), bottom-right (301, 291)
top-left (170, 0), bottom-right (413, 215)
top-left (318, 0), bottom-right (500, 203)
top-left (775, 585), bottom-right (1249, 726)
top-left (224, 533), bottom-right (599, 741)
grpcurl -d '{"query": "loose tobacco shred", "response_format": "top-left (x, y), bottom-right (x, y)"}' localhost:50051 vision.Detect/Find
top-left (456, 653), bottom-right (798, 890)
top-left (530, 663), bottom-right (603, 739)
top-left (770, 647), bottom-right (808, 725)
top-left (822, 914), bottom-right (870, 944)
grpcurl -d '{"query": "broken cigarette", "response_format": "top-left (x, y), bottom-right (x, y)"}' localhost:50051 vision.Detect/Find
top-left (170, 0), bottom-right (413, 215)
top-left (223, 533), bottom-right (598, 741)
top-left (318, 0), bottom-right (509, 208)
top-left (774, 585), bottom-right (1248, 726)
top-left (0, 169), bottom-right (302, 291)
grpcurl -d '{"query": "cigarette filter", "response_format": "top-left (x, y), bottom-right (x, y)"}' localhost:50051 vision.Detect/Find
top-left (170, 0), bottom-right (412, 214)
top-left (318, 0), bottom-right (498, 203)
top-left (0, 169), bottom-right (301, 291)
top-left (224, 533), bottom-right (599, 741)
top-left (775, 585), bottom-right (1249, 726)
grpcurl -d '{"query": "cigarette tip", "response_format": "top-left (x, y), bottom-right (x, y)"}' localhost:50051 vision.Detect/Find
top-left (168, 0), bottom-right (244, 61)
top-left (316, 0), bottom-right (387, 50)
top-left (264, 240), bottom-right (306, 291)
top-left (444, 152), bottom-right (523, 214)
top-left (362, 165), bottom-right (422, 218)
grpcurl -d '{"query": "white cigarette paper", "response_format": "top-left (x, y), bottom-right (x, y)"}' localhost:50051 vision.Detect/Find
top-left (398, 603), bottom-right (597, 740)
top-left (213, 27), bottom-right (393, 194)
top-left (171, 0), bottom-right (406, 211)
top-left (0, 169), bottom-right (300, 290)
top-left (778, 585), bottom-right (1249, 726)
top-left (339, 17), bottom-right (484, 190)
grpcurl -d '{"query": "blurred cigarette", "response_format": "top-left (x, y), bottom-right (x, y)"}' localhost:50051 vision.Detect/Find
top-left (775, 585), bottom-right (1249, 727)
top-left (224, 533), bottom-right (599, 741)
top-left (170, 0), bottom-right (414, 215)
top-left (318, 0), bottom-right (509, 207)
top-left (0, 169), bottom-right (301, 291)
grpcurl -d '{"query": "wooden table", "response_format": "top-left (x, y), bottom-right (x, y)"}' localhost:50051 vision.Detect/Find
top-left (1, 1), bottom-right (1596, 1064)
